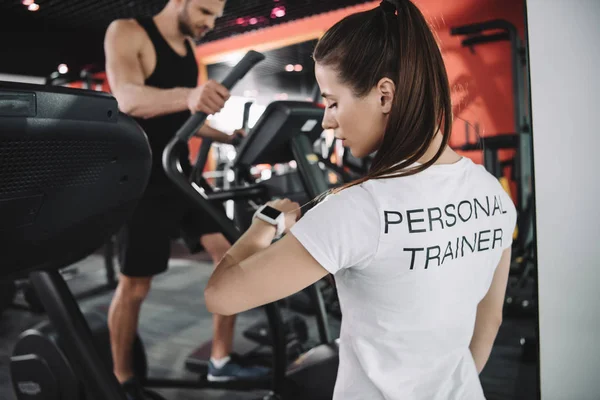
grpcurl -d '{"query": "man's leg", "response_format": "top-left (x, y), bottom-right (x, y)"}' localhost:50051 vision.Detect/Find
top-left (109, 195), bottom-right (172, 387)
top-left (199, 233), bottom-right (236, 360)
top-left (108, 275), bottom-right (152, 383)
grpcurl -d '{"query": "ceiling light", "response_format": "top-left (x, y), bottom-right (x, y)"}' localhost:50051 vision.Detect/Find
top-left (285, 64), bottom-right (294, 72)
top-left (271, 6), bottom-right (286, 18)
top-left (58, 64), bottom-right (69, 74)
top-left (28, 2), bottom-right (39, 11)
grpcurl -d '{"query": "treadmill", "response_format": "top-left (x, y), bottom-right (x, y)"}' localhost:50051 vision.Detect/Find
top-left (163, 53), bottom-right (339, 400)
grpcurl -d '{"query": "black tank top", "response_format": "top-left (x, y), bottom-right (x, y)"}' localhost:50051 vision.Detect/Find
top-left (135, 17), bottom-right (198, 192)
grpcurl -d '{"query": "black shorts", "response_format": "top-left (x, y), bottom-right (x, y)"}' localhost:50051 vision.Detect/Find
top-left (116, 191), bottom-right (224, 277)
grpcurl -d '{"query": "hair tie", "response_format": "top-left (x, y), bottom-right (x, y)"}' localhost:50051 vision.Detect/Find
top-left (380, 0), bottom-right (397, 15)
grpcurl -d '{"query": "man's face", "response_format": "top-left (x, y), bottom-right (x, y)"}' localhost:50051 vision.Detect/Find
top-left (178, 0), bottom-right (225, 41)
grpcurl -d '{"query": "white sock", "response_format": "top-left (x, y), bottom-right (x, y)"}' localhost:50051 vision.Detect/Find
top-left (210, 356), bottom-right (231, 369)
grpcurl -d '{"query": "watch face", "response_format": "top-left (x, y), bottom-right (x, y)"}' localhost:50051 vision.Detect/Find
top-left (262, 205), bottom-right (282, 219)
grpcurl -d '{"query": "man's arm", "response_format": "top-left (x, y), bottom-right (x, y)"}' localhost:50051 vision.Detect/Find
top-left (469, 247), bottom-right (512, 373)
top-left (197, 124), bottom-right (233, 144)
top-left (104, 20), bottom-right (191, 119)
top-left (196, 125), bottom-right (246, 144)
top-left (104, 20), bottom-right (230, 120)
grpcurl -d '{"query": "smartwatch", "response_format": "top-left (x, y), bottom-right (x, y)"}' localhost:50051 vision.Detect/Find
top-left (253, 204), bottom-right (286, 239)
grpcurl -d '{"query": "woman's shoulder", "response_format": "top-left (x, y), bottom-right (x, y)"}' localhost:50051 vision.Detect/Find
top-left (327, 181), bottom-right (377, 203)
top-left (317, 182), bottom-right (380, 216)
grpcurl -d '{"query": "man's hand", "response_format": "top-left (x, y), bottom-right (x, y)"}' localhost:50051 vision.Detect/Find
top-left (187, 80), bottom-right (231, 115)
top-left (229, 129), bottom-right (246, 146)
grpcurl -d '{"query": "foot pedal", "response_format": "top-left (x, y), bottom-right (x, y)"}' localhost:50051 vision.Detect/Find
top-left (184, 341), bottom-right (212, 375)
top-left (243, 315), bottom-right (308, 347)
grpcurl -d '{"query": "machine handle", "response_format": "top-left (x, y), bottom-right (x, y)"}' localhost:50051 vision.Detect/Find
top-left (162, 50), bottom-right (265, 244)
top-left (242, 101), bottom-right (253, 132)
top-left (174, 50), bottom-right (266, 142)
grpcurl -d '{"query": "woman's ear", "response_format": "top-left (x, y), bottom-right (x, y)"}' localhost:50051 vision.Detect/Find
top-left (377, 77), bottom-right (395, 114)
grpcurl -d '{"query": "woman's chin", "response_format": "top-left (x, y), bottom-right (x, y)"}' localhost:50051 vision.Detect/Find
top-left (348, 146), bottom-right (364, 159)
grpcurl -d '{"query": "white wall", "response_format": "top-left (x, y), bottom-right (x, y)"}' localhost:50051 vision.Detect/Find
top-left (527, 1), bottom-right (600, 399)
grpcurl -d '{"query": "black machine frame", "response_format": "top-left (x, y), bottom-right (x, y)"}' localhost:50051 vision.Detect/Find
top-left (9, 65), bottom-right (121, 315)
top-left (1, 79), bottom-right (150, 400)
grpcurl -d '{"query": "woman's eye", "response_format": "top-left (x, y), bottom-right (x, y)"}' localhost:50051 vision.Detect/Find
top-left (328, 103), bottom-right (337, 109)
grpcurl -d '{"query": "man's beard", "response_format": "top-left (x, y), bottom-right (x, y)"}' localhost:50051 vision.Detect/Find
top-left (178, 15), bottom-right (194, 37)
top-left (178, 12), bottom-right (206, 41)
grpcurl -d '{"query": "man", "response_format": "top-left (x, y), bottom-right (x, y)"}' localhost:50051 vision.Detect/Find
top-left (104, 0), bottom-right (268, 397)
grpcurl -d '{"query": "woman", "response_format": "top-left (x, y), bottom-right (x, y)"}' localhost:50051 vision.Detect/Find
top-left (204, 0), bottom-right (517, 398)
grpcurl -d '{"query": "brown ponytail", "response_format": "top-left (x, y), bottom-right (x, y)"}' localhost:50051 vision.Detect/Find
top-left (313, 0), bottom-right (452, 191)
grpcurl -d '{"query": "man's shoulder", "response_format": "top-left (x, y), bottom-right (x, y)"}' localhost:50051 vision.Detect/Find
top-left (105, 18), bottom-right (149, 52)
top-left (107, 18), bottom-right (145, 39)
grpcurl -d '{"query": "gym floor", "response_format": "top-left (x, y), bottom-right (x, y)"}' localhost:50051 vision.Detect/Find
top-left (0, 243), bottom-right (538, 400)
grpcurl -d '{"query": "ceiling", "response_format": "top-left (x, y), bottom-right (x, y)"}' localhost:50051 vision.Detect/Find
top-left (0, 0), bottom-right (371, 78)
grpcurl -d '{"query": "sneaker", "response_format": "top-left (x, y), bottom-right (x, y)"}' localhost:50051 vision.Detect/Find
top-left (207, 358), bottom-right (271, 382)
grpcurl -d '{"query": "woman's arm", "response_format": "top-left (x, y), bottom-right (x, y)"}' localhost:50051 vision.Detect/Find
top-left (470, 247), bottom-right (512, 373)
top-left (204, 200), bottom-right (329, 316)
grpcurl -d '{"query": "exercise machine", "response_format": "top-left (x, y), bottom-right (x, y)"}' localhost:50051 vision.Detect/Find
top-left (185, 103), bottom-right (318, 373)
top-left (2, 79), bottom-right (157, 400)
top-left (0, 279), bottom-right (17, 316)
top-left (163, 81), bottom-right (339, 399)
top-left (230, 100), bottom-right (335, 352)
top-left (9, 67), bottom-right (118, 314)
top-left (7, 51), bottom-right (266, 400)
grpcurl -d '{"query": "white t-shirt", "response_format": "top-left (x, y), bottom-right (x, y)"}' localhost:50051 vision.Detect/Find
top-left (290, 157), bottom-right (517, 400)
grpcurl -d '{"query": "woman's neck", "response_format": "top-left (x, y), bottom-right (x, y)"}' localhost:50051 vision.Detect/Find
top-left (417, 132), bottom-right (461, 165)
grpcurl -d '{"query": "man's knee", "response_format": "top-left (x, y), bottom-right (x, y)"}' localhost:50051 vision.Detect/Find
top-left (117, 275), bottom-right (153, 303)
top-left (200, 233), bottom-right (232, 263)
